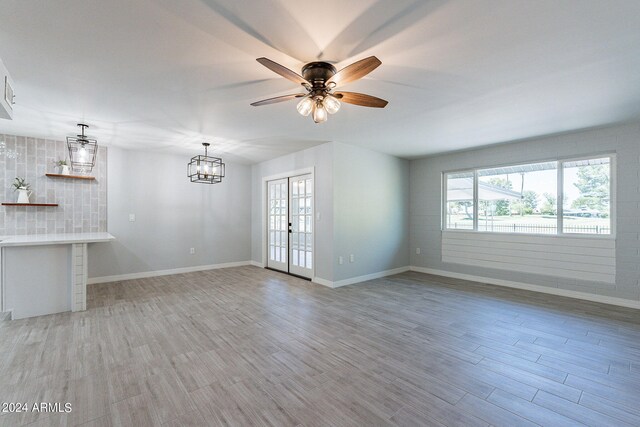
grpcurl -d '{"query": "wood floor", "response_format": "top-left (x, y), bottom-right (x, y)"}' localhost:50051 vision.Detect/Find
top-left (1, 266), bottom-right (640, 427)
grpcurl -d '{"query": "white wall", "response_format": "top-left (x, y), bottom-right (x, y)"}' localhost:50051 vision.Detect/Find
top-left (410, 122), bottom-right (640, 303)
top-left (250, 141), bottom-right (410, 285)
top-left (251, 143), bottom-right (334, 282)
top-left (333, 142), bottom-right (409, 281)
top-left (88, 147), bottom-right (251, 279)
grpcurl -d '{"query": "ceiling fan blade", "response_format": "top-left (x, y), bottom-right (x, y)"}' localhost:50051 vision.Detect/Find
top-left (334, 91), bottom-right (388, 108)
top-left (327, 56), bottom-right (382, 87)
top-left (250, 93), bottom-right (306, 106)
top-left (256, 58), bottom-right (310, 86)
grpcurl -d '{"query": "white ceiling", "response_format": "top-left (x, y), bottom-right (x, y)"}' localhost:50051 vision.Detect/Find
top-left (1, 0), bottom-right (640, 163)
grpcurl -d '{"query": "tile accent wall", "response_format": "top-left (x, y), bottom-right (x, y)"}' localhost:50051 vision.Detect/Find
top-left (0, 134), bottom-right (107, 235)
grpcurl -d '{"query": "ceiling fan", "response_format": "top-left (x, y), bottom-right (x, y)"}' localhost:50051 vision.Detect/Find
top-left (250, 56), bottom-right (388, 123)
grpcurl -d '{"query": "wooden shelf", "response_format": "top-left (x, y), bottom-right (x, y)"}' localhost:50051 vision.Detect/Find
top-left (2, 203), bottom-right (59, 207)
top-left (46, 173), bottom-right (95, 181)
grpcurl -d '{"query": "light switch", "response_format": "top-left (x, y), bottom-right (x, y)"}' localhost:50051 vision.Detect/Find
top-left (349, 254), bottom-right (355, 263)
top-left (129, 214), bottom-right (136, 222)
top-left (338, 256), bottom-right (344, 265)
top-left (416, 248), bottom-right (421, 255)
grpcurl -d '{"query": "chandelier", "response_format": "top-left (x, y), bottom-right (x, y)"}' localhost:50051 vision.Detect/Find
top-left (187, 143), bottom-right (225, 184)
top-left (67, 123), bottom-right (97, 173)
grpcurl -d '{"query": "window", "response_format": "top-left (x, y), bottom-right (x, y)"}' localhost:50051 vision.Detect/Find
top-left (562, 158), bottom-right (611, 234)
top-left (445, 171), bottom-right (475, 230)
top-left (444, 155), bottom-right (613, 236)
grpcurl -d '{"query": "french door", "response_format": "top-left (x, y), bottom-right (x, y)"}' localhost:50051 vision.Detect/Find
top-left (267, 174), bottom-right (313, 279)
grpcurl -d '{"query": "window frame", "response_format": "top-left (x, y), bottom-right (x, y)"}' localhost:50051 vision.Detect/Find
top-left (442, 153), bottom-right (616, 239)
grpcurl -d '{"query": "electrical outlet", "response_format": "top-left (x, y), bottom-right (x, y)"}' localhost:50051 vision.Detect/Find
top-left (129, 214), bottom-right (135, 222)
top-left (190, 248), bottom-right (195, 254)
top-left (338, 256), bottom-right (344, 265)
top-left (416, 247), bottom-right (421, 255)
top-left (349, 254), bottom-right (355, 263)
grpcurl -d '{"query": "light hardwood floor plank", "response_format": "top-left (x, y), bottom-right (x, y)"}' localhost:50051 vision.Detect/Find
top-left (0, 266), bottom-right (639, 426)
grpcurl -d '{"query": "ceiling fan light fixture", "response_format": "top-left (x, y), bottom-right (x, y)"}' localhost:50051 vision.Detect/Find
top-left (323, 94), bottom-right (341, 114)
top-left (252, 56), bottom-right (387, 124)
top-left (312, 100), bottom-right (328, 123)
top-left (296, 96), bottom-right (313, 116)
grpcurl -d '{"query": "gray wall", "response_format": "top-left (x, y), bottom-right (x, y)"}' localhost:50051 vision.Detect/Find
top-left (88, 146), bottom-right (251, 279)
top-left (0, 134), bottom-right (107, 235)
top-left (251, 143), bottom-right (334, 282)
top-left (410, 122), bottom-right (640, 302)
top-left (333, 142), bottom-right (409, 281)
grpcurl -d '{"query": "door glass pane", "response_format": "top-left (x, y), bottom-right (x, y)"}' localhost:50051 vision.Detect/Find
top-left (268, 180), bottom-right (288, 266)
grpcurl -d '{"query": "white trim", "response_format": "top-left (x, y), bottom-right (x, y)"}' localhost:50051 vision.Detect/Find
top-left (312, 276), bottom-right (334, 288)
top-left (473, 169), bottom-right (478, 231)
top-left (87, 261), bottom-right (252, 284)
top-left (313, 267), bottom-right (410, 289)
top-left (250, 260), bottom-right (265, 268)
top-left (557, 158), bottom-right (564, 234)
top-left (443, 153), bottom-right (615, 239)
top-left (409, 266), bottom-right (640, 310)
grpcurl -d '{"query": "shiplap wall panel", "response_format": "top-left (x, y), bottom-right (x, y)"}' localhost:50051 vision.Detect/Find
top-left (442, 231), bottom-right (615, 283)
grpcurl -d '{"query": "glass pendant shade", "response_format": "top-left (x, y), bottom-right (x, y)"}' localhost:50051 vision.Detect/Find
top-left (187, 142), bottom-right (225, 184)
top-left (296, 96), bottom-right (314, 116)
top-left (312, 101), bottom-right (328, 123)
top-left (67, 123), bottom-right (97, 173)
top-left (323, 94), bottom-right (341, 114)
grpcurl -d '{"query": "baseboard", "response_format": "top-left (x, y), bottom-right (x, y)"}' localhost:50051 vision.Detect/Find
top-left (250, 260), bottom-right (265, 268)
top-left (313, 266), bottom-right (410, 289)
top-left (312, 277), bottom-right (334, 288)
top-left (409, 266), bottom-right (640, 310)
top-left (87, 261), bottom-right (252, 284)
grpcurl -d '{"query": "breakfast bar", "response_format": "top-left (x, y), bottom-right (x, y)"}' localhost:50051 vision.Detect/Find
top-left (0, 232), bottom-right (114, 319)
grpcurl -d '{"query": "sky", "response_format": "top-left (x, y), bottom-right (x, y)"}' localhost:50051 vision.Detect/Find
top-left (478, 160), bottom-right (609, 206)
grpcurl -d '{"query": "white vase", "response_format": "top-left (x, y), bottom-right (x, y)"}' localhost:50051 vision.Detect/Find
top-left (60, 165), bottom-right (70, 175)
top-left (16, 188), bottom-right (31, 204)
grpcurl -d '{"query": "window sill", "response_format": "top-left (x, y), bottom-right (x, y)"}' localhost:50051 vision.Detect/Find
top-left (442, 229), bottom-right (615, 240)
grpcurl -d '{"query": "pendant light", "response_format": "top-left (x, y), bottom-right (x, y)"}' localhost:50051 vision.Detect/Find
top-left (67, 123), bottom-right (97, 173)
top-left (187, 142), bottom-right (225, 184)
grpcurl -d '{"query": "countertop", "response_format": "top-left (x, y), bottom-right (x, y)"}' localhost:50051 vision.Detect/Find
top-left (0, 232), bottom-right (115, 247)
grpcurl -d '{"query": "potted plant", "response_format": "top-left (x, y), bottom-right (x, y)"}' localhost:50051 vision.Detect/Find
top-left (12, 177), bottom-right (32, 204)
top-left (55, 159), bottom-right (70, 175)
